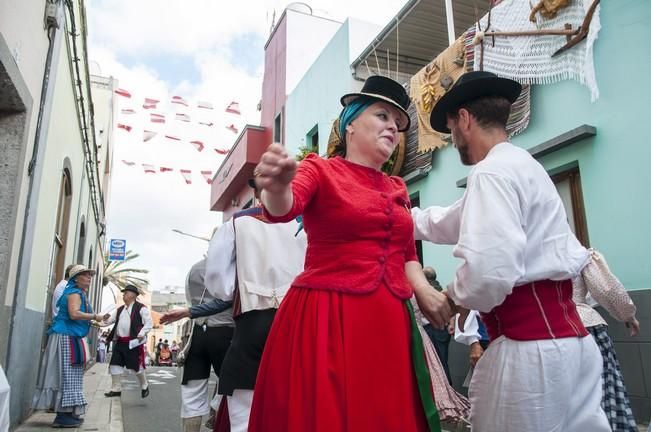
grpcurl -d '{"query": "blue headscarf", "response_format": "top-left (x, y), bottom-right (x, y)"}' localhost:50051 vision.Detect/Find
top-left (338, 96), bottom-right (376, 139)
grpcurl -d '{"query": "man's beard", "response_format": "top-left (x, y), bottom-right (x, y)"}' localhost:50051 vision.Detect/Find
top-left (452, 129), bottom-right (472, 165)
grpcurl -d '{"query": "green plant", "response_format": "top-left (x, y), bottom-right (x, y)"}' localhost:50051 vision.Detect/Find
top-left (295, 144), bottom-right (316, 162)
top-left (103, 250), bottom-right (150, 296)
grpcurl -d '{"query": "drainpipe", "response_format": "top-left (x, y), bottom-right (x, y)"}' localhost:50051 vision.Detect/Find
top-left (5, 1), bottom-right (61, 368)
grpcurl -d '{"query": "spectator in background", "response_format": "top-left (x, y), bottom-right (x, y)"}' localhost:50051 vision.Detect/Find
top-left (421, 266), bottom-right (452, 384)
top-left (51, 264), bottom-right (76, 318)
top-left (155, 338), bottom-right (164, 365)
top-left (96, 333), bottom-right (107, 363)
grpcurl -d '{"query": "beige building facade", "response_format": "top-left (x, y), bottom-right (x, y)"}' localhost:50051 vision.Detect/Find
top-left (0, 0), bottom-right (114, 426)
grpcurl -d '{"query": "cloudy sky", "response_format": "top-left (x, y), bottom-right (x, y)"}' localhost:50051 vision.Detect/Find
top-left (87, 0), bottom-right (408, 295)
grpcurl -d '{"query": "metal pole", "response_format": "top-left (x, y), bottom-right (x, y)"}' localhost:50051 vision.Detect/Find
top-left (445, 0), bottom-right (456, 45)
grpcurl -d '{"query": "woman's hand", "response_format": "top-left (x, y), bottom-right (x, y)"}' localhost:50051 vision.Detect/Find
top-left (414, 286), bottom-right (453, 329)
top-left (406, 261), bottom-right (453, 328)
top-left (626, 318), bottom-right (640, 337)
top-left (254, 143), bottom-right (297, 194)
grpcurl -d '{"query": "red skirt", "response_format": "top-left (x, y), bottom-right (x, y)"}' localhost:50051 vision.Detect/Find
top-left (248, 285), bottom-right (428, 432)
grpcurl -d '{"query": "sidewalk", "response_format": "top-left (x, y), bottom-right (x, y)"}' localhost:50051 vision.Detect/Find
top-left (15, 362), bottom-right (122, 432)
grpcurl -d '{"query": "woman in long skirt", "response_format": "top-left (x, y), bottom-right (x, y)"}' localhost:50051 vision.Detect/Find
top-left (33, 265), bottom-right (108, 428)
top-left (248, 76), bottom-right (455, 431)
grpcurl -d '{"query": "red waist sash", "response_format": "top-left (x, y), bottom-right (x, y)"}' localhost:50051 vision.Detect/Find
top-left (480, 279), bottom-right (588, 341)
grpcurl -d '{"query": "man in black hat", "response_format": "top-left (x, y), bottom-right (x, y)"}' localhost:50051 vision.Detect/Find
top-left (101, 284), bottom-right (153, 399)
top-left (412, 71), bottom-right (609, 431)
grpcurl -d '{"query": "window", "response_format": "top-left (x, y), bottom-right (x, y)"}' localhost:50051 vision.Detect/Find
top-left (76, 221), bottom-right (86, 264)
top-left (306, 125), bottom-right (319, 153)
top-left (53, 169), bottom-right (73, 283)
top-left (551, 166), bottom-right (590, 247)
top-left (409, 192), bottom-right (423, 264)
top-left (46, 168), bottom-right (72, 328)
top-left (274, 112), bottom-right (282, 144)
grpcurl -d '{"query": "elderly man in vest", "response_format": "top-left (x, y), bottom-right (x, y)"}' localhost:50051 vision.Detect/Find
top-left (102, 284), bottom-right (153, 398)
top-left (207, 179), bottom-right (306, 432)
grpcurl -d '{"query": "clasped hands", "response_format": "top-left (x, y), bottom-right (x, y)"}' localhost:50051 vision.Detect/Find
top-left (415, 287), bottom-right (469, 331)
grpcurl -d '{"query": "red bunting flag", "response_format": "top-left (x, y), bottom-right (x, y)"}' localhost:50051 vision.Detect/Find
top-left (199, 121), bottom-right (214, 127)
top-left (150, 113), bottom-right (165, 123)
top-left (201, 170), bottom-right (214, 184)
top-left (117, 123), bottom-right (132, 132)
top-left (143, 130), bottom-right (157, 142)
top-left (225, 101), bottom-right (241, 115)
top-left (160, 167), bottom-right (173, 173)
top-left (121, 160), bottom-right (135, 166)
top-left (171, 96), bottom-right (189, 106)
top-left (180, 169), bottom-right (192, 184)
top-left (165, 134), bottom-right (181, 141)
top-left (142, 164), bottom-right (156, 174)
top-left (189, 140), bottom-right (205, 152)
top-left (115, 88), bottom-right (132, 98)
top-left (197, 101), bottom-right (214, 110)
top-left (214, 148), bottom-right (229, 155)
top-left (121, 108), bottom-right (136, 115)
top-left (226, 124), bottom-right (238, 134)
top-left (143, 98), bottom-right (159, 109)
top-left (175, 113), bottom-right (191, 122)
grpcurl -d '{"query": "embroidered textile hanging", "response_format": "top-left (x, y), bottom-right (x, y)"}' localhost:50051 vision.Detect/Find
top-left (474, 0), bottom-right (601, 101)
top-left (410, 37), bottom-right (467, 153)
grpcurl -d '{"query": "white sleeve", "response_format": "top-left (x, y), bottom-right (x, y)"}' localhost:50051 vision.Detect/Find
top-left (411, 199), bottom-right (463, 244)
top-left (137, 307), bottom-right (153, 337)
top-left (447, 173), bottom-right (526, 313)
top-left (51, 280), bottom-right (68, 316)
top-left (102, 307), bottom-right (118, 326)
top-left (205, 222), bottom-right (236, 301)
top-left (453, 310), bottom-right (481, 346)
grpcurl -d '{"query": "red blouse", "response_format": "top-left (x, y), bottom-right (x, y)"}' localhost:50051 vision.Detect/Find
top-left (264, 154), bottom-right (418, 300)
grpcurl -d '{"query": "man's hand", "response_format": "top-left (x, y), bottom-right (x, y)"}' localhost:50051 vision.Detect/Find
top-left (414, 287), bottom-right (453, 329)
top-left (469, 341), bottom-right (484, 367)
top-left (160, 308), bottom-right (191, 325)
top-left (447, 315), bottom-right (456, 335)
top-left (456, 307), bottom-right (470, 333)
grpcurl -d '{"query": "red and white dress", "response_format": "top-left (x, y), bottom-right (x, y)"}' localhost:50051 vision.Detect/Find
top-left (248, 154), bottom-right (429, 431)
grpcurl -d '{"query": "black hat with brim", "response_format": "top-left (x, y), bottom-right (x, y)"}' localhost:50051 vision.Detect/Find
top-left (340, 75), bottom-right (411, 132)
top-left (122, 285), bottom-right (140, 296)
top-left (429, 71), bottom-right (522, 133)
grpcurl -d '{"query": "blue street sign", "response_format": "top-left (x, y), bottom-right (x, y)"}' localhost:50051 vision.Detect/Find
top-left (109, 239), bottom-right (126, 261)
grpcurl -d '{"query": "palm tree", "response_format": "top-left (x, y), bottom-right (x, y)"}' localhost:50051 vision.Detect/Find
top-left (103, 250), bottom-right (150, 301)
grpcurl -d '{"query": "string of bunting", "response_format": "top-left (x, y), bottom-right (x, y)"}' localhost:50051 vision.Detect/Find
top-left (120, 160), bottom-right (216, 185)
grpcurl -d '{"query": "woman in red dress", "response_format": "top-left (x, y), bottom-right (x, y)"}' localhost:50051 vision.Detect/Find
top-left (249, 76), bottom-right (454, 432)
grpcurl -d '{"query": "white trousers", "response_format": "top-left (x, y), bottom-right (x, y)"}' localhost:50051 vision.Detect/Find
top-left (469, 335), bottom-right (611, 432)
top-left (181, 378), bottom-right (213, 418)
top-left (227, 390), bottom-right (254, 432)
top-left (109, 365), bottom-right (147, 390)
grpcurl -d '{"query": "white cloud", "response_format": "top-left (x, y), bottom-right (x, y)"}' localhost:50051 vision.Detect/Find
top-left (89, 0), bottom-right (408, 292)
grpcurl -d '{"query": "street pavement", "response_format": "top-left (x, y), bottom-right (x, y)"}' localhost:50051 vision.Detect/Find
top-left (121, 366), bottom-right (216, 432)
